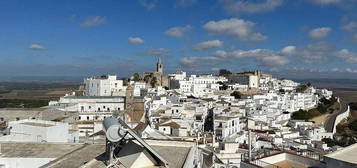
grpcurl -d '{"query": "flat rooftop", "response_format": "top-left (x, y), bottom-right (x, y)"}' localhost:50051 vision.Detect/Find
top-left (0, 142), bottom-right (83, 158)
top-left (78, 140), bottom-right (193, 168)
top-left (63, 96), bottom-right (124, 99)
top-left (325, 143), bottom-right (357, 164)
top-left (42, 144), bottom-right (105, 168)
top-left (21, 122), bottom-right (54, 127)
top-left (265, 160), bottom-right (306, 168)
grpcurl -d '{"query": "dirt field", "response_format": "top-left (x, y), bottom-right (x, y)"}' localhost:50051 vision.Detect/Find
top-left (311, 113), bottom-right (329, 126)
top-left (333, 90), bottom-right (357, 103)
top-left (0, 88), bottom-right (76, 100)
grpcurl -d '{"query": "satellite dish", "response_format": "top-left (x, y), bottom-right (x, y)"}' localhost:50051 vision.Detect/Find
top-left (103, 118), bottom-right (126, 142)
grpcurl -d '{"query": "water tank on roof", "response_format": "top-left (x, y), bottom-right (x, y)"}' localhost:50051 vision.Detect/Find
top-left (103, 118), bottom-right (125, 142)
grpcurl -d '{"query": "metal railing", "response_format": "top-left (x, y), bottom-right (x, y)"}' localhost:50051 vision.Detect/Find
top-left (241, 147), bottom-right (324, 167)
top-left (249, 159), bottom-right (282, 168)
top-left (241, 150), bottom-right (283, 168)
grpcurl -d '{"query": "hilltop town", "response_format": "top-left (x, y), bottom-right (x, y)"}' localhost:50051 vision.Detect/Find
top-left (0, 59), bottom-right (356, 168)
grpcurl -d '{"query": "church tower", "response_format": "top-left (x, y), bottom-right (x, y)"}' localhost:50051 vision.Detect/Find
top-left (156, 57), bottom-right (164, 74)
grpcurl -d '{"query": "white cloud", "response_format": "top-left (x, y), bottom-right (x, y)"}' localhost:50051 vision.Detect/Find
top-left (309, 27), bottom-right (332, 39)
top-left (179, 56), bottom-right (218, 67)
top-left (29, 44), bottom-right (46, 50)
top-left (345, 68), bottom-right (357, 73)
top-left (180, 47), bottom-right (291, 67)
top-left (165, 25), bottom-right (192, 38)
top-left (128, 37), bottom-right (144, 44)
top-left (307, 41), bottom-right (334, 51)
top-left (139, 48), bottom-right (172, 57)
top-left (257, 55), bottom-right (289, 66)
top-left (294, 46), bottom-right (329, 63)
top-left (333, 49), bottom-right (357, 63)
top-left (342, 21), bottom-right (357, 32)
top-left (139, 0), bottom-right (158, 9)
top-left (280, 46), bottom-right (296, 55)
top-left (193, 40), bottom-right (223, 51)
top-left (280, 43), bottom-right (333, 64)
top-left (311, 0), bottom-right (341, 5)
top-left (203, 18), bottom-right (267, 41)
top-left (80, 16), bottom-right (107, 27)
top-left (220, 0), bottom-right (283, 14)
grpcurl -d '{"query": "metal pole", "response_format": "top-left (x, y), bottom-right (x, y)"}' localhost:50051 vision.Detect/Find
top-left (109, 142), bottom-right (114, 165)
top-left (248, 129), bottom-right (251, 161)
top-left (93, 116), bottom-right (95, 144)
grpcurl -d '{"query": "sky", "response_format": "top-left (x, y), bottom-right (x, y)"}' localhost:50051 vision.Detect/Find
top-left (1, 0), bottom-right (357, 79)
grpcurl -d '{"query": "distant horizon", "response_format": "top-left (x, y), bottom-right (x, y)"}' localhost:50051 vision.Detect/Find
top-left (2, 73), bottom-right (357, 82)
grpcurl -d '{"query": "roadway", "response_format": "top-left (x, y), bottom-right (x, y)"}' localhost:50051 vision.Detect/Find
top-left (324, 99), bottom-right (348, 133)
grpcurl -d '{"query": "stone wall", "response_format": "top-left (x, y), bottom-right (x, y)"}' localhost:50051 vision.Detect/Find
top-left (333, 106), bottom-right (350, 134)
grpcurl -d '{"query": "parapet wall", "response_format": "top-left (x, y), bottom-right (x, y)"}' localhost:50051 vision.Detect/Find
top-left (333, 106), bottom-right (350, 134)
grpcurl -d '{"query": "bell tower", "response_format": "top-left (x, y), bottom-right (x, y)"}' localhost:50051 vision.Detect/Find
top-left (156, 57), bottom-right (164, 74)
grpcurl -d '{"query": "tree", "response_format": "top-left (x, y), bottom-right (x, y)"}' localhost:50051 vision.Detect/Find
top-left (349, 102), bottom-right (357, 111)
top-left (150, 77), bottom-right (158, 88)
top-left (349, 120), bottom-right (357, 131)
top-left (317, 103), bottom-right (328, 114)
top-left (230, 91), bottom-right (242, 99)
top-left (144, 75), bottom-right (151, 83)
top-left (219, 69), bottom-right (232, 76)
top-left (296, 84), bottom-right (308, 93)
top-left (279, 89), bottom-right (285, 93)
top-left (322, 138), bottom-right (336, 147)
top-left (121, 78), bottom-right (129, 86)
top-left (219, 84), bottom-right (228, 90)
top-left (336, 124), bottom-right (346, 134)
top-left (133, 73), bottom-right (140, 81)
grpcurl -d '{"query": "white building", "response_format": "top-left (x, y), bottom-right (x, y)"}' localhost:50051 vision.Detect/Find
top-left (214, 115), bottom-right (240, 139)
top-left (132, 81), bottom-right (147, 97)
top-left (168, 71), bottom-right (186, 80)
top-left (172, 73), bottom-right (227, 97)
top-left (0, 119), bottom-right (78, 143)
top-left (317, 89), bottom-right (333, 99)
top-left (84, 75), bottom-right (125, 96)
top-left (51, 95), bottom-right (125, 113)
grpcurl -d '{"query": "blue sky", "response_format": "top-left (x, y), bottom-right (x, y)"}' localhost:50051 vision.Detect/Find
top-left (0, 0), bottom-right (357, 79)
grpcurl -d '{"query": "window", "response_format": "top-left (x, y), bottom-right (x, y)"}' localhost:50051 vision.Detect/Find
top-left (87, 116), bottom-right (90, 120)
top-left (89, 106), bottom-right (91, 109)
top-left (78, 116), bottom-right (81, 120)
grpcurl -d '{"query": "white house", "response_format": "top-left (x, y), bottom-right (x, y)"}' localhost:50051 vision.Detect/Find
top-left (0, 119), bottom-right (78, 143)
top-left (84, 75), bottom-right (125, 96)
top-left (215, 115), bottom-right (240, 139)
